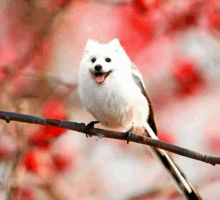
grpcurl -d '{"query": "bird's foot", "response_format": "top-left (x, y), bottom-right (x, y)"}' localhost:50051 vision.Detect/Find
top-left (96, 134), bottom-right (105, 141)
top-left (85, 121), bottom-right (100, 137)
top-left (126, 126), bottom-right (134, 144)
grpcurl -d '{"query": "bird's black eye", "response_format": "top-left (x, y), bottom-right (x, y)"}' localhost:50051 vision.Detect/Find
top-left (91, 58), bottom-right (96, 63)
top-left (105, 58), bottom-right (111, 63)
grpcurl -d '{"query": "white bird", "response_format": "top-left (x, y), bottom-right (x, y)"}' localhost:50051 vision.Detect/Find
top-left (78, 39), bottom-right (201, 200)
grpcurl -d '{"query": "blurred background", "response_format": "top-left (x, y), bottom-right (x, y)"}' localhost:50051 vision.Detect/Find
top-left (0, 0), bottom-right (220, 199)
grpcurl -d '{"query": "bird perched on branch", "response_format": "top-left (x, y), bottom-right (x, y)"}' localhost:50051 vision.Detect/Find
top-left (78, 39), bottom-right (201, 200)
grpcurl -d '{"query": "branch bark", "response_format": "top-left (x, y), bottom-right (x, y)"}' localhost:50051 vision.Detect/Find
top-left (0, 110), bottom-right (219, 166)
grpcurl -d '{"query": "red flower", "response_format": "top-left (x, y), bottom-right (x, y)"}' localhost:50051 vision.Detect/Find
top-left (165, 1), bottom-right (202, 33)
top-left (28, 127), bottom-right (50, 149)
top-left (53, 153), bottom-right (71, 173)
top-left (22, 149), bottom-right (55, 179)
top-left (172, 57), bottom-right (205, 97)
top-left (22, 151), bottom-right (38, 173)
top-left (132, 0), bottom-right (159, 13)
top-left (118, 4), bottom-right (154, 59)
top-left (208, 9), bottom-right (220, 32)
top-left (43, 100), bottom-right (68, 137)
top-left (28, 100), bottom-right (68, 148)
top-left (44, 126), bottom-right (66, 138)
top-left (12, 186), bottom-right (34, 200)
top-left (43, 100), bottom-right (67, 119)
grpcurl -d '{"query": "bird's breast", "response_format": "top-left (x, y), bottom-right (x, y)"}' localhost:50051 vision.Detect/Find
top-left (87, 84), bottom-right (133, 129)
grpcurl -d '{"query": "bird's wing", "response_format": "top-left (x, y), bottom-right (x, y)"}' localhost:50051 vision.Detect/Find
top-left (131, 63), bottom-right (157, 135)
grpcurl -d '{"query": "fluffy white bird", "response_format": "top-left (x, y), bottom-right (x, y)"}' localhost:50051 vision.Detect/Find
top-left (78, 39), bottom-right (201, 200)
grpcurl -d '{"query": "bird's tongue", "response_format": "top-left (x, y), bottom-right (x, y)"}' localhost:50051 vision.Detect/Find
top-left (95, 74), bottom-right (106, 83)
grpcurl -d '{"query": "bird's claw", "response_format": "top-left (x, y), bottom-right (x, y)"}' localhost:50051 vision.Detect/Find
top-left (126, 128), bottom-right (134, 144)
top-left (85, 121), bottom-right (100, 137)
top-left (96, 134), bottom-right (104, 141)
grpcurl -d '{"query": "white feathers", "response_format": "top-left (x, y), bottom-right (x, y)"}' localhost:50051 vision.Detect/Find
top-left (78, 39), bottom-right (149, 131)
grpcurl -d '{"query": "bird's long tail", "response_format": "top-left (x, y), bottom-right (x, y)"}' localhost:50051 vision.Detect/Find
top-left (145, 123), bottom-right (202, 200)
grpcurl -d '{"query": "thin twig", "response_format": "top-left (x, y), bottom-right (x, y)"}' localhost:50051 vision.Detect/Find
top-left (0, 110), bottom-right (219, 165)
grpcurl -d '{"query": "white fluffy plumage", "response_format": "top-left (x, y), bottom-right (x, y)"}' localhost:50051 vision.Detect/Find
top-left (78, 39), bottom-right (149, 133)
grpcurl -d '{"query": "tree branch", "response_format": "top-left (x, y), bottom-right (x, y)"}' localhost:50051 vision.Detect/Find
top-left (0, 110), bottom-right (219, 166)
